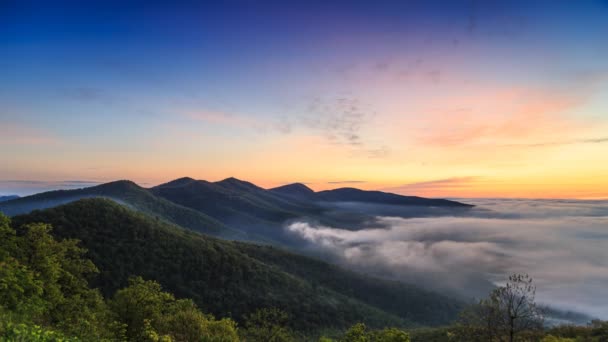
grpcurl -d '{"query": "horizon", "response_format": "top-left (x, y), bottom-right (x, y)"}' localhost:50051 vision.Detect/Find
top-left (2, 1), bottom-right (608, 199)
top-left (2, 175), bottom-right (608, 201)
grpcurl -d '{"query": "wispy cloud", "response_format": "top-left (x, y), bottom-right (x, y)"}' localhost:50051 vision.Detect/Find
top-left (384, 177), bottom-right (478, 195)
top-left (327, 180), bottom-right (367, 184)
top-left (301, 96), bottom-right (374, 147)
top-left (503, 136), bottom-right (608, 148)
top-left (0, 180), bottom-right (102, 196)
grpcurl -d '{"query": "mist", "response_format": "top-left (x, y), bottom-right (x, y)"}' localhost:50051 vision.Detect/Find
top-left (285, 198), bottom-right (608, 319)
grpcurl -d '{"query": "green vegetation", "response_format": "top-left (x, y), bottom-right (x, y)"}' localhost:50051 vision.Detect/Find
top-left (0, 211), bottom-right (242, 341)
top-left (12, 199), bottom-right (466, 333)
top-left (3, 199), bottom-right (605, 341)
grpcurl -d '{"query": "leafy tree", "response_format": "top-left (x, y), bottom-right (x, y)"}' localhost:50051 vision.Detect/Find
top-left (0, 214), bottom-right (113, 340)
top-left (342, 323), bottom-right (370, 342)
top-left (590, 320), bottom-right (608, 342)
top-left (110, 276), bottom-right (239, 341)
top-left (371, 327), bottom-right (411, 342)
top-left (339, 324), bottom-right (410, 342)
top-left (241, 308), bottom-right (295, 342)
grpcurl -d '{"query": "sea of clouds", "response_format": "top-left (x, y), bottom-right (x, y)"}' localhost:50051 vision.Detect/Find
top-left (285, 199), bottom-right (608, 319)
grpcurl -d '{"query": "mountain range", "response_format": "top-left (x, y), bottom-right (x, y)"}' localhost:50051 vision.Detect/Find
top-left (11, 198), bottom-right (464, 332)
top-left (0, 177), bottom-right (472, 244)
top-left (0, 177), bottom-right (474, 333)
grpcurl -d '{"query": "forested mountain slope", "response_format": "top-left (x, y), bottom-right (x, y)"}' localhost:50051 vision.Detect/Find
top-left (13, 198), bottom-right (464, 332)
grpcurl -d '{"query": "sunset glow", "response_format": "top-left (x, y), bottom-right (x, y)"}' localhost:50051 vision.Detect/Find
top-left (2, 1), bottom-right (607, 198)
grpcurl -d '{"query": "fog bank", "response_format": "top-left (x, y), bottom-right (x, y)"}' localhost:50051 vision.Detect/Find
top-left (286, 199), bottom-right (608, 319)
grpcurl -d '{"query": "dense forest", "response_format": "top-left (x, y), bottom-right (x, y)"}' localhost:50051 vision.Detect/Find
top-left (1, 198), bottom-right (607, 341)
top-left (10, 199), bottom-right (463, 330)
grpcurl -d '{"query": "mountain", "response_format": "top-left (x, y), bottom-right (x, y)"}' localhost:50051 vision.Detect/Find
top-left (1, 177), bottom-right (473, 244)
top-left (269, 182), bottom-right (316, 200)
top-left (12, 198), bottom-right (464, 332)
top-left (0, 195), bottom-right (19, 202)
top-left (151, 177), bottom-right (325, 241)
top-left (271, 184), bottom-right (473, 207)
top-left (0, 180), bottom-right (243, 239)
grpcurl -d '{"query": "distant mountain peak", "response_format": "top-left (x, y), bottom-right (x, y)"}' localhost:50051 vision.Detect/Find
top-left (156, 177), bottom-right (197, 188)
top-left (269, 182), bottom-right (316, 200)
top-left (215, 177), bottom-right (260, 191)
top-left (95, 179), bottom-right (140, 190)
top-left (271, 182), bottom-right (314, 193)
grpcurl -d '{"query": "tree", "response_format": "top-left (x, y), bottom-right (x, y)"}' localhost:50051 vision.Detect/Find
top-left (590, 320), bottom-right (608, 342)
top-left (342, 323), bottom-right (369, 342)
top-left (340, 324), bottom-right (410, 342)
top-left (241, 308), bottom-right (295, 342)
top-left (372, 327), bottom-right (410, 342)
top-left (0, 214), bottom-right (114, 340)
top-left (110, 276), bottom-right (239, 341)
top-left (456, 274), bottom-right (544, 342)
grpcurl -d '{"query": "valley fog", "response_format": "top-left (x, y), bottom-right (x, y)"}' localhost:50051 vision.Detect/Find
top-left (285, 198), bottom-right (608, 319)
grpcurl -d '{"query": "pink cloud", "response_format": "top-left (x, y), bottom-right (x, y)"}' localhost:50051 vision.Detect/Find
top-left (383, 177), bottom-right (479, 195)
top-left (415, 87), bottom-right (588, 147)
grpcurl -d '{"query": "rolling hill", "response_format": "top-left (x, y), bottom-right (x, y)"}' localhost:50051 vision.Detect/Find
top-left (0, 195), bottom-right (19, 202)
top-left (1, 177), bottom-right (473, 244)
top-left (0, 180), bottom-right (243, 239)
top-left (12, 198), bottom-right (464, 332)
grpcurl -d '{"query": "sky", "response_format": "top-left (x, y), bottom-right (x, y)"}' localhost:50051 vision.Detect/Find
top-left (1, 0), bottom-right (608, 198)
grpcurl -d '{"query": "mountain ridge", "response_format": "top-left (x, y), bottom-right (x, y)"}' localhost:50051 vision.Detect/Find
top-left (12, 198), bottom-right (464, 331)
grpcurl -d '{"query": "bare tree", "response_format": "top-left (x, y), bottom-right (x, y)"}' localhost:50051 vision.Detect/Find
top-left (456, 274), bottom-right (544, 342)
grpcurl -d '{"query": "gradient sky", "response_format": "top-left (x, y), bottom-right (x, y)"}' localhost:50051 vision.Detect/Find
top-left (1, 0), bottom-right (608, 198)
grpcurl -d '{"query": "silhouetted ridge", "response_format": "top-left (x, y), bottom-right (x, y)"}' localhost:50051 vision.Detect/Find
top-left (155, 177), bottom-right (197, 188)
top-left (0, 195), bottom-right (19, 203)
top-left (269, 183), bottom-right (316, 200)
top-left (316, 187), bottom-right (473, 207)
top-left (215, 177), bottom-right (261, 192)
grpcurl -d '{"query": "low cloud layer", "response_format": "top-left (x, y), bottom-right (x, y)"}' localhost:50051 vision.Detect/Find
top-left (0, 180), bottom-right (103, 196)
top-left (285, 199), bottom-right (608, 319)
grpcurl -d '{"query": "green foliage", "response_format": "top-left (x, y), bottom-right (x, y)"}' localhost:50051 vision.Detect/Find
top-left (14, 199), bottom-right (450, 332)
top-left (241, 308), bottom-right (295, 342)
top-left (237, 243), bottom-right (462, 326)
top-left (0, 320), bottom-right (80, 342)
top-left (342, 323), bottom-right (369, 342)
top-left (0, 213), bottom-right (113, 340)
top-left (110, 276), bottom-right (240, 342)
top-left (371, 327), bottom-right (411, 342)
top-left (338, 324), bottom-right (410, 342)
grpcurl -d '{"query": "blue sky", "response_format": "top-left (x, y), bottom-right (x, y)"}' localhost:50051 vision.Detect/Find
top-left (2, 0), bottom-right (608, 197)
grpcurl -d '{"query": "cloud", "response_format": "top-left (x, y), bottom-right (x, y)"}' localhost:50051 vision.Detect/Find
top-left (0, 180), bottom-right (103, 196)
top-left (384, 177), bottom-right (478, 194)
top-left (503, 136), bottom-right (608, 148)
top-left (301, 96), bottom-right (373, 147)
top-left (413, 72), bottom-right (606, 149)
top-left (285, 199), bottom-right (608, 319)
top-left (327, 180), bottom-right (367, 184)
